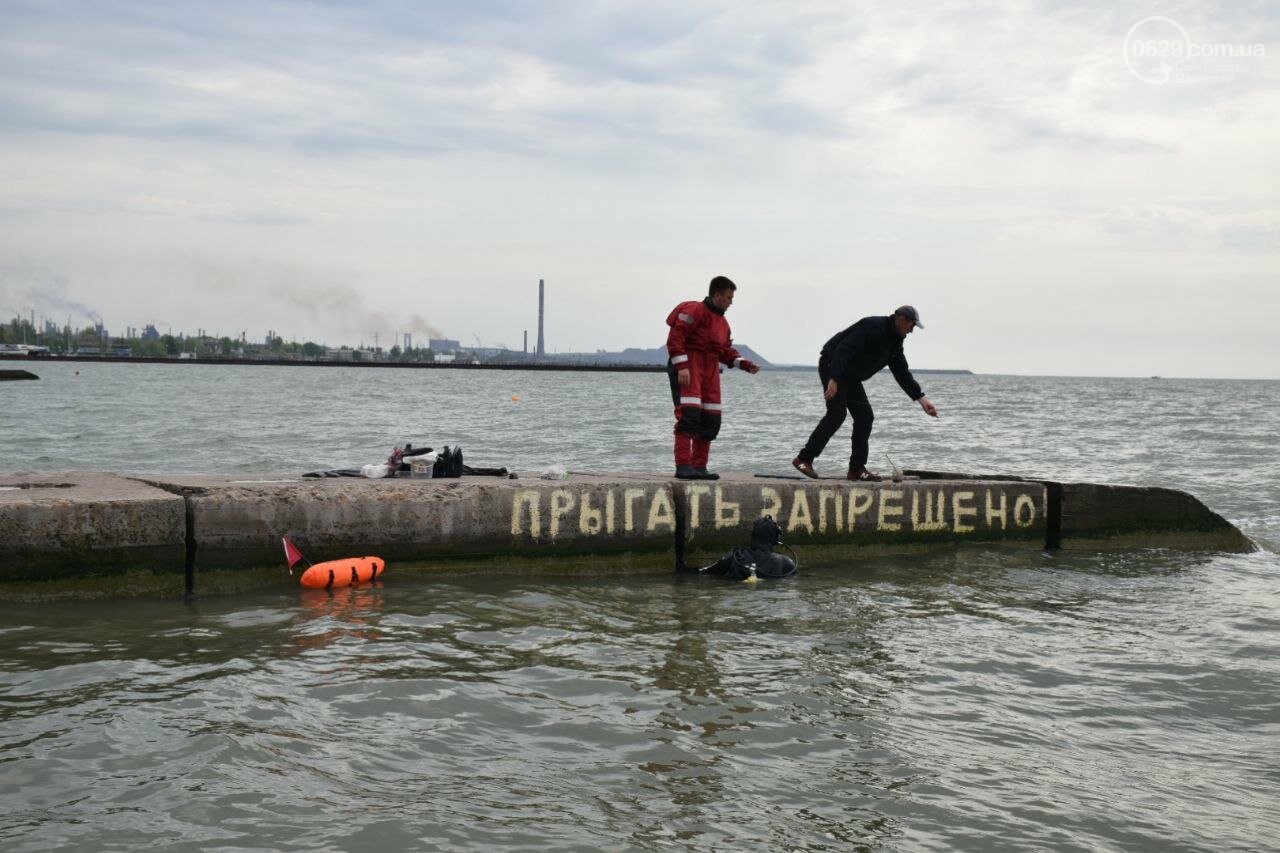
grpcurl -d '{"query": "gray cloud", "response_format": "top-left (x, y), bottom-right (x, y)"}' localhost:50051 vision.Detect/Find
top-left (0, 1), bottom-right (1276, 375)
top-left (4, 1), bottom-right (1274, 159)
top-left (0, 0), bottom-right (857, 163)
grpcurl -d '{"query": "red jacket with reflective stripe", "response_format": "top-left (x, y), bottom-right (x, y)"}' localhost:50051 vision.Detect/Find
top-left (666, 298), bottom-right (742, 367)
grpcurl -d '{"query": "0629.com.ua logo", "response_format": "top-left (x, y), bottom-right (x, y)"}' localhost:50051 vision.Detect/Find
top-left (1124, 16), bottom-right (1265, 85)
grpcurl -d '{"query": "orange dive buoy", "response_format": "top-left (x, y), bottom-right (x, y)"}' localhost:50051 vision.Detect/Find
top-left (283, 536), bottom-right (386, 589)
top-left (299, 556), bottom-right (386, 589)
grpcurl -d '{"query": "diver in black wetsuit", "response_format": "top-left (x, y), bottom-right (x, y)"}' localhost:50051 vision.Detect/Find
top-left (678, 516), bottom-right (797, 581)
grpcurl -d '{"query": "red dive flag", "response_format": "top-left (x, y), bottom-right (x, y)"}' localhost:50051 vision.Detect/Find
top-left (282, 536), bottom-right (305, 573)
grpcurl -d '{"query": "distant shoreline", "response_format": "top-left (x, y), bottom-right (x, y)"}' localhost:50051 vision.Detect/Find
top-left (3, 354), bottom-right (666, 372)
top-left (2, 354), bottom-right (973, 375)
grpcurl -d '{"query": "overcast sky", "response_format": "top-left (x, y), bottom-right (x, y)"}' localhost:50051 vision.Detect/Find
top-left (1, 1), bottom-right (1276, 377)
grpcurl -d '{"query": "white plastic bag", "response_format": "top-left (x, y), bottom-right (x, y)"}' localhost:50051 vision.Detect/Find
top-left (361, 463), bottom-right (389, 479)
top-left (538, 463), bottom-right (568, 480)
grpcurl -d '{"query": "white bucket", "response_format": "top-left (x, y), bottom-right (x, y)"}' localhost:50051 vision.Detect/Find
top-left (411, 453), bottom-right (436, 479)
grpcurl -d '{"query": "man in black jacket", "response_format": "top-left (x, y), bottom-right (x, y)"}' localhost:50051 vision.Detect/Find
top-left (792, 305), bottom-right (938, 481)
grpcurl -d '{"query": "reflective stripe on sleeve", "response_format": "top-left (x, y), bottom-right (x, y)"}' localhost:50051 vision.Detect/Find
top-left (703, 402), bottom-right (723, 412)
top-left (679, 397), bottom-right (702, 406)
top-left (678, 313), bottom-right (695, 324)
top-left (733, 358), bottom-right (743, 367)
top-left (671, 354), bottom-right (689, 364)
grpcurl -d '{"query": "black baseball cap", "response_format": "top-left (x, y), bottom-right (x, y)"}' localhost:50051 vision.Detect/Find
top-left (895, 305), bottom-right (923, 329)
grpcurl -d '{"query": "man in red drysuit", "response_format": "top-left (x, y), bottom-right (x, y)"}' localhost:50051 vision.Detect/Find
top-left (665, 275), bottom-right (760, 480)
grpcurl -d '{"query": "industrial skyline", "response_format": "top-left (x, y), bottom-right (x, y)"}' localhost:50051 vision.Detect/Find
top-left (4, 277), bottom-right (563, 357)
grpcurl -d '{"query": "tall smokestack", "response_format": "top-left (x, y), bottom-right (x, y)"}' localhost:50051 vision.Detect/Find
top-left (523, 330), bottom-right (527, 353)
top-left (536, 279), bottom-right (545, 356)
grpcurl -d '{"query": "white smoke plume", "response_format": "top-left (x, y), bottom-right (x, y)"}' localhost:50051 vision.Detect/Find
top-left (0, 263), bottom-right (103, 326)
top-left (280, 282), bottom-right (438, 340)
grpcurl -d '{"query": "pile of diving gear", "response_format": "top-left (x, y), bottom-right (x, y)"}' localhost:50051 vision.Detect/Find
top-left (431, 445), bottom-right (463, 478)
top-left (384, 444), bottom-right (436, 477)
top-left (679, 515), bottom-right (798, 581)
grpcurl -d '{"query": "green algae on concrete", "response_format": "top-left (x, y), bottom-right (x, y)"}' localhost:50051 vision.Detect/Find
top-left (0, 473), bottom-right (186, 582)
top-left (0, 566), bottom-right (284, 603)
top-left (1056, 481), bottom-right (1255, 552)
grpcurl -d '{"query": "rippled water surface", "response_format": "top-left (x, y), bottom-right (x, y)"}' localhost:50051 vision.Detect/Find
top-left (2, 363), bottom-right (1279, 850)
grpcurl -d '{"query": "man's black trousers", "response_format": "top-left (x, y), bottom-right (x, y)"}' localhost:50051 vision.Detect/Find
top-left (798, 358), bottom-right (874, 469)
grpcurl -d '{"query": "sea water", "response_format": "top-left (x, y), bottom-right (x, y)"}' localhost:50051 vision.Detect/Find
top-left (1, 363), bottom-right (1278, 850)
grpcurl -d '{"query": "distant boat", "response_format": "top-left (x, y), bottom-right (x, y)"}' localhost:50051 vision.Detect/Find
top-left (0, 344), bottom-right (51, 358)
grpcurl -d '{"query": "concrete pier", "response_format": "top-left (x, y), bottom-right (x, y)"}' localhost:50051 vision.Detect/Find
top-left (0, 473), bottom-right (185, 581)
top-left (0, 469), bottom-right (1253, 593)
